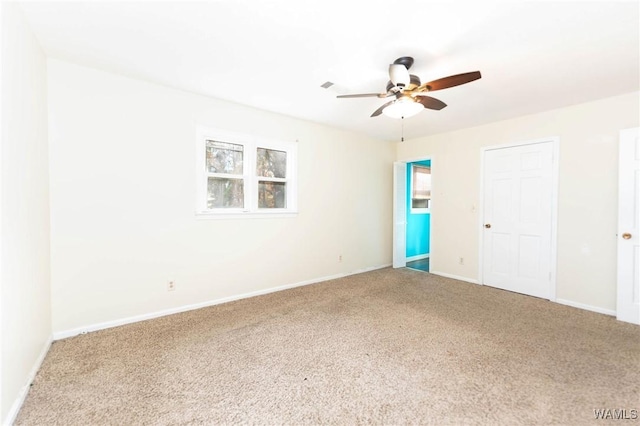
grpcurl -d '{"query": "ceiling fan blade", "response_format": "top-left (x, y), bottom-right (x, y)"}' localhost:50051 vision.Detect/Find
top-left (337, 93), bottom-right (389, 99)
top-left (370, 100), bottom-right (395, 117)
top-left (415, 95), bottom-right (447, 110)
top-left (421, 71), bottom-right (481, 92)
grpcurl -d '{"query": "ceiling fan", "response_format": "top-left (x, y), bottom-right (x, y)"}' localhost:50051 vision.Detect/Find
top-left (337, 56), bottom-right (481, 118)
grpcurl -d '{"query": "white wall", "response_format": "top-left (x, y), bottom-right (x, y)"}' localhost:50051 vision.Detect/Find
top-left (48, 59), bottom-right (393, 335)
top-left (1, 3), bottom-right (51, 424)
top-left (397, 92), bottom-right (640, 313)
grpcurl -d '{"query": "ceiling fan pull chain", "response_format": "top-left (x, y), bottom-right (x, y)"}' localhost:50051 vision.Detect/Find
top-left (401, 116), bottom-right (404, 142)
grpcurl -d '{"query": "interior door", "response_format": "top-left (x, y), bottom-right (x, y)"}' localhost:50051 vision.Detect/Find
top-left (393, 162), bottom-right (407, 268)
top-left (482, 141), bottom-right (554, 299)
top-left (617, 128), bottom-right (640, 324)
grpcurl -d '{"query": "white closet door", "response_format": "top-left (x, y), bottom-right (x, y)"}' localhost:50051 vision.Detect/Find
top-left (617, 128), bottom-right (640, 324)
top-left (482, 141), bottom-right (554, 299)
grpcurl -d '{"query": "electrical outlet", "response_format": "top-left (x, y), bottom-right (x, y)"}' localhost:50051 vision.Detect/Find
top-left (168, 281), bottom-right (176, 291)
top-left (459, 257), bottom-right (464, 265)
top-left (339, 255), bottom-right (343, 262)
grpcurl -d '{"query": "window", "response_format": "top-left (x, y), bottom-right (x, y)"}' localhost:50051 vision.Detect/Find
top-left (196, 126), bottom-right (297, 217)
top-left (411, 164), bottom-right (431, 213)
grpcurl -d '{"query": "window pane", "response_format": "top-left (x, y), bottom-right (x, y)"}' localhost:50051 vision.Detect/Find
top-left (207, 177), bottom-right (244, 208)
top-left (206, 140), bottom-right (243, 174)
top-left (256, 148), bottom-right (286, 178)
top-left (413, 166), bottom-right (431, 199)
top-left (412, 198), bottom-right (430, 209)
top-left (258, 181), bottom-right (286, 208)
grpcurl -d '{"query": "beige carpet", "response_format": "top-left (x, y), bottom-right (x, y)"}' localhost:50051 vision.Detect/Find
top-left (16, 268), bottom-right (640, 425)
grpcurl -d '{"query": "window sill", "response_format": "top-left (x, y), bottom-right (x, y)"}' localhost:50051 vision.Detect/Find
top-left (410, 208), bottom-right (431, 215)
top-left (195, 210), bottom-right (298, 220)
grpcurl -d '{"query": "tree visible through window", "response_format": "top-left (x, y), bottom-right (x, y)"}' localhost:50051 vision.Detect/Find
top-left (206, 141), bottom-right (245, 209)
top-left (197, 126), bottom-right (297, 216)
top-left (257, 148), bottom-right (287, 208)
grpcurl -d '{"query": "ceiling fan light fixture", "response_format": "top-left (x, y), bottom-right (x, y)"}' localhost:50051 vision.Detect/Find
top-left (382, 97), bottom-right (423, 119)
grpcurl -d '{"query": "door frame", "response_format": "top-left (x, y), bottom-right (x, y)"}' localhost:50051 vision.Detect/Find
top-left (392, 161), bottom-right (407, 268)
top-left (478, 137), bottom-right (560, 301)
top-left (393, 155), bottom-right (434, 269)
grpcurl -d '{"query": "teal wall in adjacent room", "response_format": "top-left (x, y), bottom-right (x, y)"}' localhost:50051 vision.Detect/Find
top-left (406, 160), bottom-right (431, 258)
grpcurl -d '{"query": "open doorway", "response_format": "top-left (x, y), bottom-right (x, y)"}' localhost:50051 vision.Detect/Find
top-left (406, 160), bottom-right (431, 272)
top-left (392, 157), bottom-right (432, 272)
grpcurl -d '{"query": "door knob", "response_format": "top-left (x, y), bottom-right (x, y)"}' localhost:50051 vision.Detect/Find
top-left (484, 224), bottom-right (491, 229)
top-left (622, 233), bottom-right (632, 240)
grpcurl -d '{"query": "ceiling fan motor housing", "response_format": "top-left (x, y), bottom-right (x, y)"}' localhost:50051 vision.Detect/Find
top-left (389, 64), bottom-right (409, 87)
top-left (386, 75), bottom-right (421, 93)
top-left (393, 56), bottom-right (414, 69)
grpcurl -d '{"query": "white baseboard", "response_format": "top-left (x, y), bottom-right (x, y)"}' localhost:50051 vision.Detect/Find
top-left (430, 273), bottom-right (617, 317)
top-left (430, 270), bottom-right (479, 285)
top-left (406, 254), bottom-right (429, 262)
top-left (555, 298), bottom-right (616, 317)
top-left (5, 335), bottom-right (52, 426)
top-left (53, 263), bottom-right (391, 341)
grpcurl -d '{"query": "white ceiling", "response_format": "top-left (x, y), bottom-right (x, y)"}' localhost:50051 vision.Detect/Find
top-left (19, 0), bottom-right (640, 142)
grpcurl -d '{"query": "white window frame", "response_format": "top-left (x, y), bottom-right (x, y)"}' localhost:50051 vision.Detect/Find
top-left (410, 163), bottom-right (431, 214)
top-left (196, 126), bottom-right (298, 219)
